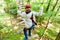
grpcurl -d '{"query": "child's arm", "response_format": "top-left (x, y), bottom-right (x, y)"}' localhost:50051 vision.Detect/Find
top-left (17, 18), bottom-right (25, 26)
top-left (17, 9), bottom-right (22, 16)
top-left (38, 6), bottom-right (43, 16)
top-left (33, 6), bottom-right (43, 16)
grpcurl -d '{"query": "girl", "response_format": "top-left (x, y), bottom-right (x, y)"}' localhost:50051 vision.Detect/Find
top-left (17, 4), bottom-right (43, 40)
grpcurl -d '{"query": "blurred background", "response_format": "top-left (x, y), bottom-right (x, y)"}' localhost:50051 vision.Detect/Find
top-left (0, 0), bottom-right (60, 40)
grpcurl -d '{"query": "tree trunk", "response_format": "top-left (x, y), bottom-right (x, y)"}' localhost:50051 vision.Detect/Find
top-left (55, 31), bottom-right (60, 40)
top-left (40, 11), bottom-right (53, 40)
top-left (52, 0), bottom-right (59, 11)
top-left (46, 0), bottom-right (51, 12)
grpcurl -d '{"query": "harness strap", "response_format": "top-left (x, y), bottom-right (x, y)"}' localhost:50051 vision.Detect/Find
top-left (30, 13), bottom-right (37, 25)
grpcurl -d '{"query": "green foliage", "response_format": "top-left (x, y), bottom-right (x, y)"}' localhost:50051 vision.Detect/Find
top-left (4, 0), bottom-right (17, 15)
top-left (36, 27), bottom-right (45, 36)
top-left (9, 7), bottom-right (17, 15)
top-left (0, 0), bottom-right (60, 40)
top-left (31, 2), bottom-right (41, 11)
top-left (46, 29), bottom-right (57, 39)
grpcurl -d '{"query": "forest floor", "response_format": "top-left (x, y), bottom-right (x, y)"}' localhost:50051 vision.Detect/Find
top-left (0, 13), bottom-right (60, 40)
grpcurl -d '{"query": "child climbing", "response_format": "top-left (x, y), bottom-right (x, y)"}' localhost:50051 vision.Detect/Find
top-left (17, 4), bottom-right (43, 40)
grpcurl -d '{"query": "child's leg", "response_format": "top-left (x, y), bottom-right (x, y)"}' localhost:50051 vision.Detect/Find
top-left (29, 29), bottom-right (31, 36)
top-left (23, 28), bottom-right (28, 40)
top-left (29, 24), bottom-right (35, 36)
